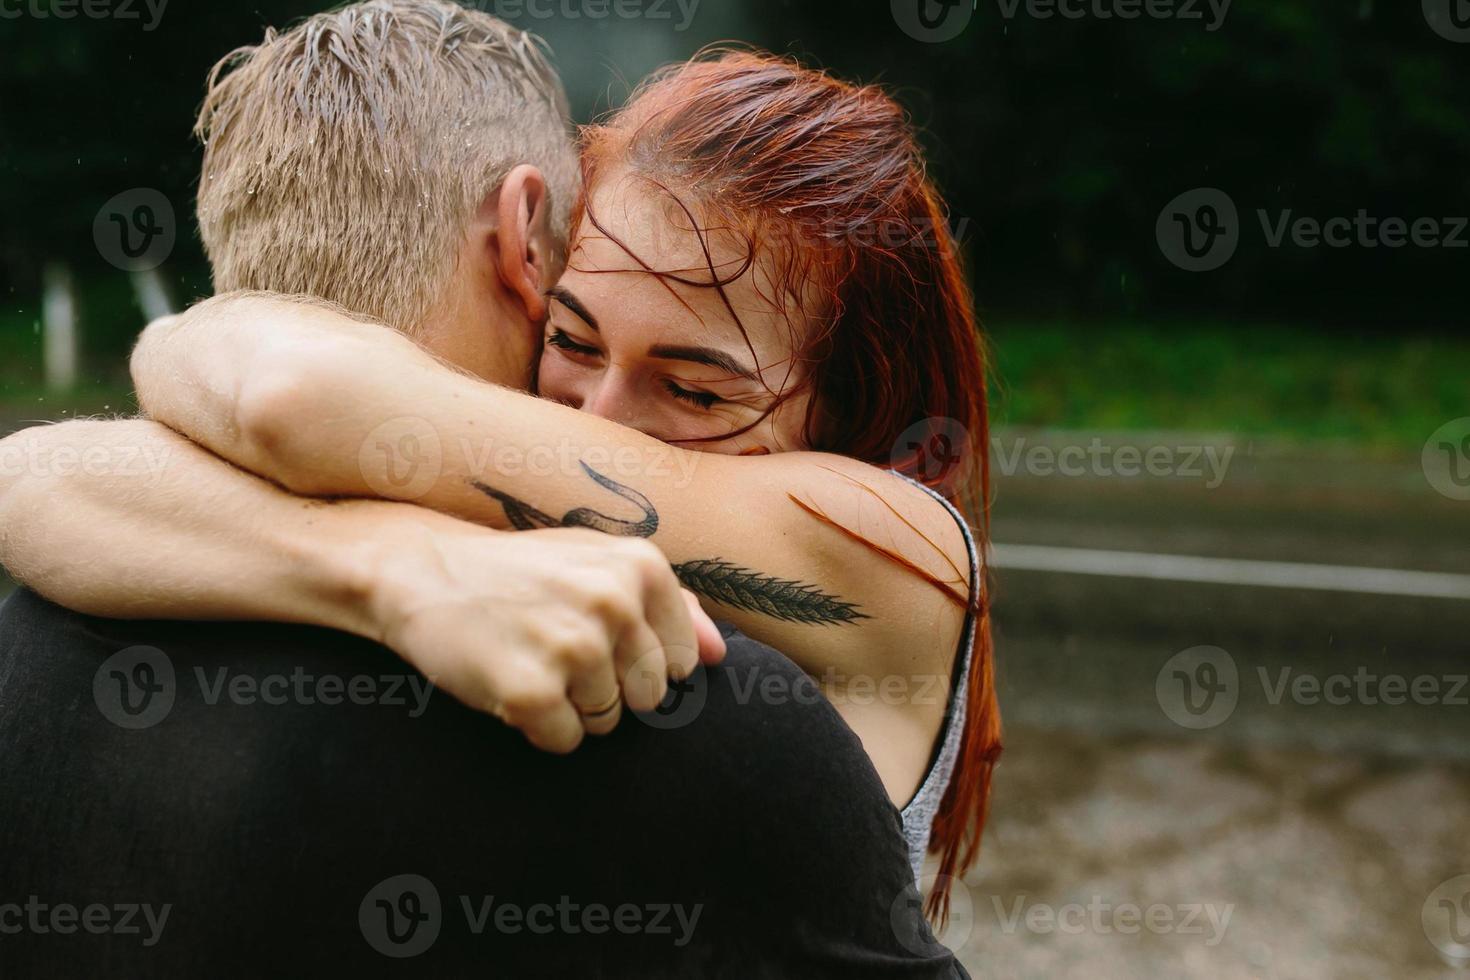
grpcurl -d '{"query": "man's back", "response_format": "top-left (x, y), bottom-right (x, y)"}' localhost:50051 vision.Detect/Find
top-left (0, 588), bottom-right (965, 978)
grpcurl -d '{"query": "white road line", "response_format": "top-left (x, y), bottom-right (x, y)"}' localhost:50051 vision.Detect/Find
top-left (990, 544), bottom-right (1470, 600)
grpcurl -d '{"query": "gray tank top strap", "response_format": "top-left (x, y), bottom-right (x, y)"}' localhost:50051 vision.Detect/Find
top-left (888, 472), bottom-right (980, 883)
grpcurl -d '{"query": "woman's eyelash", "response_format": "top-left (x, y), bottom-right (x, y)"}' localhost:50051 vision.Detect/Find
top-left (663, 380), bottom-right (721, 409)
top-left (547, 329), bottom-right (600, 356)
top-left (547, 330), bottom-right (719, 409)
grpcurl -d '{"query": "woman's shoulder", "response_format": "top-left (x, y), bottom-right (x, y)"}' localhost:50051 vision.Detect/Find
top-left (776, 451), bottom-right (974, 567)
top-left (768, 451), bottom-right (977, 649)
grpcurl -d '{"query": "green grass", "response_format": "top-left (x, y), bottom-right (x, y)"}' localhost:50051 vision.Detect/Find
top-left (0, 277), bottom-right (141, 424)
top-left (986, 318), bottom-right (1470, 451)
top-left (0, 384), bottom-right (139, 427)
top-left (3, 297), bottom-right (1465, 452)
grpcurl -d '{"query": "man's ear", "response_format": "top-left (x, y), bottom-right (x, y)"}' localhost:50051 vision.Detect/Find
top-left (494, 164), bottom-right (552, 323)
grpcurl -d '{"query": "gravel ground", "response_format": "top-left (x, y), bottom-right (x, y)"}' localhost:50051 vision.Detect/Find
top-left (944, 725), bottom-right (1470, 979)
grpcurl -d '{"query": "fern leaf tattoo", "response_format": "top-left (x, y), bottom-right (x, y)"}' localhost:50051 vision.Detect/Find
top-left (671, 559), bottom-right (868, 626)
top-left (471, 462), bottom-right (866, 626)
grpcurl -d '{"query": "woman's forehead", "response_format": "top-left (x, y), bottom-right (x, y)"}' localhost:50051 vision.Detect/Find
top-left (564, 179), bottom-right (805, 353)
top-left (572, 174), bottom-right (755, 282)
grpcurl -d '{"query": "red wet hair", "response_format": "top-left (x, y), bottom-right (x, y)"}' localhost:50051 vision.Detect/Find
top-left (576, 49), bottom-right (1001, 924)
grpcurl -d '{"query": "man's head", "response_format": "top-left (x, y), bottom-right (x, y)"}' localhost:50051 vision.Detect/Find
top-left (194, 0), bottom-right (578, 387)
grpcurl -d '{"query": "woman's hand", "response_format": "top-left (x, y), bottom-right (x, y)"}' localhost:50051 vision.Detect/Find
top-left (364, 522), bottom-right (725, 753)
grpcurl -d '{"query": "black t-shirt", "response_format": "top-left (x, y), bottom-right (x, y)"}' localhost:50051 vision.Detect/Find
top-left (0, 588), bottom-right (968, 979)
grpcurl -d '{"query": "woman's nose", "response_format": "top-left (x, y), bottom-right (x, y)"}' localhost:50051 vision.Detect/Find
top-left (581, 376), bottom-right (643, 427)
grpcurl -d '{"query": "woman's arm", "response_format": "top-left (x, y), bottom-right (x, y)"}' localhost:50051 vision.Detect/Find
top-left (0, 418), bottom-right (722, 752)
top-left (132, 293), bottom-right (972, 693)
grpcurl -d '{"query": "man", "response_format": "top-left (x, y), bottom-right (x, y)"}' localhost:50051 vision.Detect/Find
top-left (0, 2), bottom-right (967, 977)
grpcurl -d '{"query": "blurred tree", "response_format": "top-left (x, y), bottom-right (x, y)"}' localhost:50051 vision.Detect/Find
top-left (0, 0), bottom-right (1465, 346)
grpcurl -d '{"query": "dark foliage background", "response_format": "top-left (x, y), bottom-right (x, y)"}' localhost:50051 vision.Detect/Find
top-left (0, 1), bottom-right (1465, 437)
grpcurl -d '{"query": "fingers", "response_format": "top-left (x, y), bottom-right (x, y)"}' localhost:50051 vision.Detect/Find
top-left (439, 533), bottom-right (715, 751)
top-left (567, 655), bottom-right (623, 736)
top-left (637, 554), bottom-right (700, 683)
top-left (494, 670), bottom-right (586, 755)
top-left (516, 696), bottom-right (585, 755)
top-left (683, 590), bottom-right (727, 665)
top-left (616, 619), bottom-right (668, 713)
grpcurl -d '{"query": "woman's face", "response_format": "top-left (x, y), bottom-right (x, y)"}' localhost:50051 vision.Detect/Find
top-left (536, 174), bottom-right (814, 455)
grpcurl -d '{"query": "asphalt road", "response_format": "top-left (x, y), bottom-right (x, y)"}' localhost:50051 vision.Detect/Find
top-left (951, 429), bottom-right (1470, 977)
top-left (987, 430), bottom-right (1470, 757)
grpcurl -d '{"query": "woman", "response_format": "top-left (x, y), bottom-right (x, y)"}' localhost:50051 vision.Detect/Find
top-left (93, 51), bottom-right (1001, 918)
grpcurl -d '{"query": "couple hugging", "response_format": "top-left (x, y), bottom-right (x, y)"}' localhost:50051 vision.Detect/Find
top-left (0, 1), bottom-right (999, 976)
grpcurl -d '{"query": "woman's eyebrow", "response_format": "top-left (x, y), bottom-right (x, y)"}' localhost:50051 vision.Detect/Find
top-left (649, 345), bottom-right (757, 382)
top-left (548, 286), bottom-right (598, 332)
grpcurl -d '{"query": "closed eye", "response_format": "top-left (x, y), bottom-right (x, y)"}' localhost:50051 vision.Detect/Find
top-left (663, 379), bottom-right (722, 410)
top-left (547, 328), bottom-right (601, 358)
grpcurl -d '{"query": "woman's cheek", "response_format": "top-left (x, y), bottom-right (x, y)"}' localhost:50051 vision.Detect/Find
top-left (766, 396), bottom-right (814, 453)
top-left (536, 353), bottom-right (583, 407)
